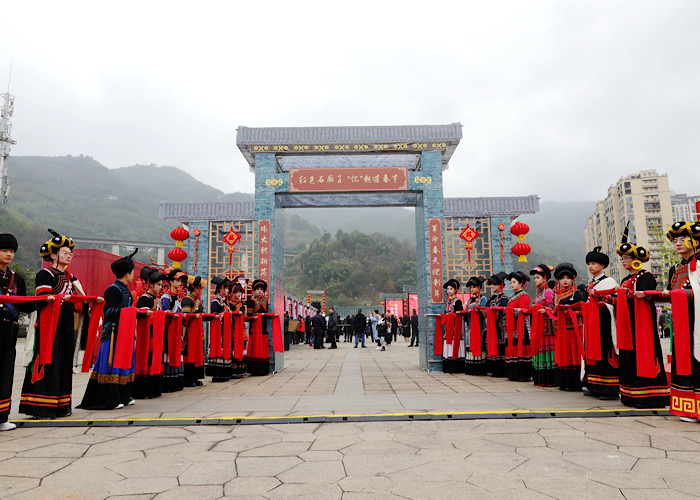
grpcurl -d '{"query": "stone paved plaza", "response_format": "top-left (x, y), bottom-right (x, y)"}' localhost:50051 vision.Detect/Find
top-left (3, 337), bottom-right (699, 499)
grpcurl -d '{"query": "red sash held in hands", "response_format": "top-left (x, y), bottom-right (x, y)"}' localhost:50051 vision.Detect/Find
top-left (470, 308), bottom-right (481, 357)
top-left (634, 296), bottom-right (657, 378)
top-left (452, 313), bottom-right (462, 360)
top-left (486, 308), bottom-right (499, 357)
top-left (135, 313), bottom-right (152, 373)
top-left (529, 305), bottom-right (544, 358)
top-left (233, 312), bottom-right (245, 361)
top-left (434, 315), bottom-right (444, 356)
top-left (209, 315), bottom-right (222, 358)
top-left (81, 301), bottom-right (105, 372)
top-left (187, 315), bottom-right (204, 367)
top-left (616, 293), bottom-right (633, 350)
top-left (150, 310), bottom-right (166, 375)
top-left (113, 307), bottom-right (137, 370)
top-left (167, 313), bottom-right (183, 368)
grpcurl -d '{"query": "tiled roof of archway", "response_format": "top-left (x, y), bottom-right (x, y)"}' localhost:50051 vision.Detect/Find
top-left (236, 123), bottom-right (462, 169)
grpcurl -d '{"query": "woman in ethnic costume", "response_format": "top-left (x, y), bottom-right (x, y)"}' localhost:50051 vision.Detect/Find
top-left (485, 272), bottom-right (509, 377)
top-left (583, 247), bottom-right (620, 400)
top-left (505, 271), bottom-right (532, 382)
top-left (246, 279), bottom-right (270, 376)
top-left (441, 279), bottom-right (464, 373)
top-left (615, 224), bottom-right (669, 408)
top-left (161, 268), bottom-right (186, 393)
top-left (132, 267), bottom-right (167, 399)
top-left (228, 281), bottom-right (248, 378)
top-left (182, 276), bottom-right (206, 387)
top-left (553, 263), bottom-right (585, 392)
top-left (0, 234), bottom-right (36, 430)
top-left (20, 230), bottom-right (84, 418)
top-left (464, 276), bottom-right (487, 375)
top-left (663, 221), bottom-right (700, 421)
top-left (78, 250), bottom-right (138, 410)
top-left (530, 264), bottom-right (557, 387)
top-left (206, 276), bottom-right (232, 382)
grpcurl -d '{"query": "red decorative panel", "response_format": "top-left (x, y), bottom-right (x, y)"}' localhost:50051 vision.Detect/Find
top-left (429, 218), bottom-right (444, 304)
top-left (257, 219), bottom-right (271, 281)
top-left (288, 167), bottom-right (408, 192)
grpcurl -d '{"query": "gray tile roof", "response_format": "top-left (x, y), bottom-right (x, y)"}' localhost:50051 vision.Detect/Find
top-left (236, 123), bottom-right (462, 169)
top-left (159, 202), bottom-right (255, 221)
top-left (443, 196), bottom-right (540, 217)
top-left (160, 195), bottom-right (540, 222)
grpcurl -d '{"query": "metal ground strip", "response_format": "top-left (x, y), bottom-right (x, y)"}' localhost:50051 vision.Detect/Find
top-left (12, 408), bottom-right (670, 428)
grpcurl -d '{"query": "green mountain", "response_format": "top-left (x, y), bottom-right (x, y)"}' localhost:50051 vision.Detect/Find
top-left (286, 229), bottom-right (416, 305)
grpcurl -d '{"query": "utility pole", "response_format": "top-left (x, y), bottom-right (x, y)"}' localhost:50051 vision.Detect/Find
top-left (0, 67), bottom-right (17, 203)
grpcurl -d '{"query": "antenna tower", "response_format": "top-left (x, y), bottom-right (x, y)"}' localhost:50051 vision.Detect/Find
top-left (0, 69), bottom-right (16, 204)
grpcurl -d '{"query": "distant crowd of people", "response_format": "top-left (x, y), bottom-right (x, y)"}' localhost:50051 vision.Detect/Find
top-left (284, 306), bottom-right (419, 352)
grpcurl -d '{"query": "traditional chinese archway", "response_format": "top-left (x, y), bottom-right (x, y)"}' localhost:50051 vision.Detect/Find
top-left (160, 124), bottom-right (539, 372)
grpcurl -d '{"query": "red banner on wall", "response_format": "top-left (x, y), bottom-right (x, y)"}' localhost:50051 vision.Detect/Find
top-left (429, 218), bottom-right (444, 304)
top-left (288, 167), bottom-right (408, 192)
top-left (257, 219), bottom-right (271, 281)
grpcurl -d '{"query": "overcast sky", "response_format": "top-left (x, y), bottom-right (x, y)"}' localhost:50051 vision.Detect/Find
top-left (2, 1), bottom-right (699, 202)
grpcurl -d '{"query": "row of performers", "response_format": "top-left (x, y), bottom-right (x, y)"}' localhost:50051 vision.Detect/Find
top-left (0, 229), bottom-right (281, 425)
top-left (438, 220), bottom-right (700, 421)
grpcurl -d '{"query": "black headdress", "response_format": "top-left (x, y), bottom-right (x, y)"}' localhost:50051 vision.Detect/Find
top-left (443, 279), bottom-right (460, 291)
top-left (111, 248), bottom-right (138, 277)
top-left (616, 222), bottom-right (649, 263)
top-left (0, 234), bottom-right (18, 251)
top-left (40, 229), bottom-right (74, 262)
top-left (585, 246), bottom-right (610, 268)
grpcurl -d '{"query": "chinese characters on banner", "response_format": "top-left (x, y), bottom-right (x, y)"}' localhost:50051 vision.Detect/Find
top-left (429, 218), bottom-right (444, 304)
top-left (288, 167), bottom-right (408, 192)
top-left (257, 220), bottom-right (271, 282)
top-left (385, 299), bottom-right (403, 317)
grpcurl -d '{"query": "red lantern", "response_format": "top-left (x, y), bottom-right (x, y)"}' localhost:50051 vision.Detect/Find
top-left (167, 247), bottom-right (188, 263)
top-left (511, 242), bottom-right (531, 262)
top-left (510, 222), bottom-right (529, 238)
top-left (170, 227), bottom-right (190, 241)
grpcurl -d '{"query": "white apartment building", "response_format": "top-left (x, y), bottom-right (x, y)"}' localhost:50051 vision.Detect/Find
top-left (671, 193), bottom-right (700, 222)
top-left (585, 170), bottom-right (672, 283)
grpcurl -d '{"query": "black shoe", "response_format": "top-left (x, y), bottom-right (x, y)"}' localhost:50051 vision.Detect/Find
top-left (354, 346), bottom-right (358, 348)
top-left (361, 346), bottom-right (366, 348)
top-left (582, 390), bottom-right (597, 397)
top-left (599, 394), bottom-right (618, 401)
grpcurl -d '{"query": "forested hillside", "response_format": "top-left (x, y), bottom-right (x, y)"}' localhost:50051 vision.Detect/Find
top-left (286, 229), bottom-right (416, 305)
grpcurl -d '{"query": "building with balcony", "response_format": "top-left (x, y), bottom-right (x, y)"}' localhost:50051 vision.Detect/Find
top-left (585, 170), bottom-right (672, 282)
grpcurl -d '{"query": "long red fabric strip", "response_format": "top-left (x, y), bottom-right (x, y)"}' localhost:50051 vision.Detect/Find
top-left (113, 307), bottom-right (137, 370)
top-left (516, 313), bottom-right (526, 358)
top-left (554, 307), bottom-right (564, 366)
top-left (252, 314), bottom-right (264, 358)
top-left (167, 314), bottom-right (183, 368)
top-left (616, 293), bottom-right (633, 350)
top-left (505, 308), bottom-right (515, 351)
top-left (452, 313), bottom-right (462, 360)
top-left (81, 302), bottom-right (105, 372)
top-left (486, 308), bottom-right (498, 357)
top-left (445, 312), bottom-right (454, 346)
top-left (568, 310), bottom-right (584, 362)
top-left (39, 295), bottom-right (63, 365)
top-left (585, 296), bottom-right (602, 363)
top-left (223, 312), bottom-right (233, 361)
top-left (470, 308), bottom-right (481, 357)
top-left (233, 313), bottom-right (245, 360)
top-left (528, 305), bottom-right (541, 357)
top-left (434, 315), bottom-right (443, 356)
top-left (135, 314), bottom-right (152, 373)
top-left (267, 313), bottom-right (283, 353)
top-left (150, 310), bottom-right (166, 375)
top-left (668, 290), bottom-right (691, 375)
top-left (634, 296), bottom-right (657, 378)
top-left (209, 316), bottom-right (222, 358)
top-left (187, 316), bottom-right (204, 367)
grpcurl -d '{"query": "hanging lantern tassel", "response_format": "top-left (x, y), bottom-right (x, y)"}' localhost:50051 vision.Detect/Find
top-left (498, 223), bottom-right (506, 266)
top-left (192, 228), bottom-right (201, 272)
